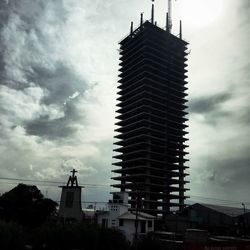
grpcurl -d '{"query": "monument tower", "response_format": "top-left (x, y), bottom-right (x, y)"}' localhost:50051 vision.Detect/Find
top-left (58, 169), bottom-right (84, 223)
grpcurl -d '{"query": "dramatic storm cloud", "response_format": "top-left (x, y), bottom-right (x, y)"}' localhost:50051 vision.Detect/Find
top-left (0, 0), bottom-right (115, 201)
top-left (186, 0), bottom-right (250, 203)
top-left (0, 0), bottom-right (249, 206)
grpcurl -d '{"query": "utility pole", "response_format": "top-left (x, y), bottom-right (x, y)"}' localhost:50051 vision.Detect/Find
top-left (134, 188), bottom-right (144, 249)
top-left (242, 203), bottom-right (246, 237)
top-left (134, 190), bottom-right (140, 241)
top-left (242, 203), bottom-right (246, 214)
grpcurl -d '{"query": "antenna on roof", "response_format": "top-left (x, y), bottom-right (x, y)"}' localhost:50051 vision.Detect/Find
top-left (130, 21), bottom-right (133, 35)
top-left (168, 0), bottom-right (173, 33)
top-left (179, 20), bottom-right (182, 39)
top-left (151, 0), bottom-right (155, 24)
top-left (166, 12), bottom-right (169, 32)
top-left (140, 12), bottom-right (143, 26)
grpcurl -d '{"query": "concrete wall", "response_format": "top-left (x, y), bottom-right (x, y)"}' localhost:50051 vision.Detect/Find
top-left (97, 212), bottom-right (154, 242)
top-left (119, 219), bottom-right (154, 242)
top-left (58, 186), bottom-right (83, 222)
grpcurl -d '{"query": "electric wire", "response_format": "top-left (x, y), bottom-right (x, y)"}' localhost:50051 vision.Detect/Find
top-left (0, 176), bottom-right (249, 206)
top-left (0, 177), bottom-right (110, 187)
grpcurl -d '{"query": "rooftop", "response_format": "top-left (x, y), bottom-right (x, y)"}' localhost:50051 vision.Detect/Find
top-left (191, 203), bottom-right (250, 217)
top-left (118, 211), bottom-right (156, 220)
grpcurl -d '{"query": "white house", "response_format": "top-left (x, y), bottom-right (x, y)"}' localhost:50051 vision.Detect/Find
top-left (96, 192), bottom-right (155, 242)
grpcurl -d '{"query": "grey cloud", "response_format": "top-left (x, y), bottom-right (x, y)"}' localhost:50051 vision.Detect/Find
top-left (29, 63), bottom-right (86, 106)
top-left (189, 90), bottom-right (250, 127)
top-left (0, 0), bottom-right (68, 88)
top-left (239, 109), bottom-right (250, 125)
top-left (24, 95), bottom-right (81, 140)
top-left (239, 0), bottom-right (250, 15)
top-left (23, 62), bottom-right (87, 140)
top-left (24, 115), bottom-right (73, 141)
top-left (0, 2), bottom-right (9, 26)
top-left (188, 93), bottom-right (232, 126)
top-left (189, 93), bottom-right (231, 114)
top-left (204, 148), bottom-right (250, 187)
top-left (0, 0), bottom-right (88, 141)
top-left (1, 0), bottom-right (67, 26)
top-left (79, 139), bottom-right (114, 186)
top-left (61, 159), bottom-right (97, 177)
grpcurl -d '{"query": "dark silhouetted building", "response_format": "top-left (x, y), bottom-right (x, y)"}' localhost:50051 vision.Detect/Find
top-left (112, 7), bottom-right (189, 219)
top-left (58, 169), bottom-right (83, 223)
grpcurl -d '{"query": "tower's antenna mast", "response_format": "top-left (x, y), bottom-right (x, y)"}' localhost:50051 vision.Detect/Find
top-left (151, 0), bottom-right (155, 24)
top-left (168, 0), bottom-right (173, 33)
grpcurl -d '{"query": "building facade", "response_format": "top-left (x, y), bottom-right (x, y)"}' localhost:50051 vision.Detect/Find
top-left (58, 169), bottom-right (83, 223)
top-left (96, 192), bottom-right (155, 242)
top-left (112, 9), bottom-right (189, 218)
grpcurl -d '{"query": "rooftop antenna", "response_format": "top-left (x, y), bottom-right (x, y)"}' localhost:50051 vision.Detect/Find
top-left (130, 21), bottom-right (133, 35)
top-left (140, 12), bottom-right (143, 26)
top-left (168, 0), bottom-right (172, 33)
top-left (179, 20), bottom-right (182, 39)
top-left (151, 0), bottom-right (155, 24)
top-left (166, 12), bottom-right (169, 32)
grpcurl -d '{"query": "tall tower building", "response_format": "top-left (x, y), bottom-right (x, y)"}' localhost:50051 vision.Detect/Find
top-left (112, 3), bottom-right (189, 218)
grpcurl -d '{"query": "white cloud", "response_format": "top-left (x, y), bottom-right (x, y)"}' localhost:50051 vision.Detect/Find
top-left (0, 0), bottom-right (249, 204)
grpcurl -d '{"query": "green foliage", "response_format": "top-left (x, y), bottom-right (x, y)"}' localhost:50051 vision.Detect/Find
top-left (97, 227), bottom-right (130, 250)
top-left (32, 223), bottom-right (99, 250)
top-left (0, 183), bottom-right (57, 227)
top-left (31, 222), bottom-right (130, 250)
top-left (0, 221), bottom-right (130, 250)
top-left (0, 221), bottom-right (25, 250)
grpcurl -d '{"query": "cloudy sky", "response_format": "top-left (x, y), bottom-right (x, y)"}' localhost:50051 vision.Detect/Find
top-left (0, 0), bottom-right (249, 207)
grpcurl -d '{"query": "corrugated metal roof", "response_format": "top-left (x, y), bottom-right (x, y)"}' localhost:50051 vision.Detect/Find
top-left (118, 211), bottom-right (155, 220)
top-left (193, 203), bottom-right (250, 217)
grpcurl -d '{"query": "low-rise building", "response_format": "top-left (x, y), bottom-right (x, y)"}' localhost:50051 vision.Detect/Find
top-left (96, 192), bottom-right (155, 242)
top-left (162, 203), bottom-right (250, 236)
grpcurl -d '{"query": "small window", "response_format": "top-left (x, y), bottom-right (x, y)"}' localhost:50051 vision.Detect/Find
top-left (112, 219), bottom-right (116, 225)
top-left (148, 220), bottom-right (152, 228)
top-left (119, 219), bottom-right (124, 226)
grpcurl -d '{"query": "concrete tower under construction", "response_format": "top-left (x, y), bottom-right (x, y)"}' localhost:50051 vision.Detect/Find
top-left (112, 2), bottom-right (189, 218)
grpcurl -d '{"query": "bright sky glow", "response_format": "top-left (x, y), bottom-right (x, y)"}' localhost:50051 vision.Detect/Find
top-left (180, 0), bottom-right (223, 27)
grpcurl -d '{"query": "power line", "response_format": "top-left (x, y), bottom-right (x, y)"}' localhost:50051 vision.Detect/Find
top-left (0, 177), bottom-right (110, 188)
top-left (0, 176), bottom-right (249, 206)
top-left (55, 200), bottom-right (107, 204)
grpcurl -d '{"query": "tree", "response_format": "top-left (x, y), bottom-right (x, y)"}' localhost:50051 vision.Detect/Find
top-left (0, 183), bottom-right (57, 227)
